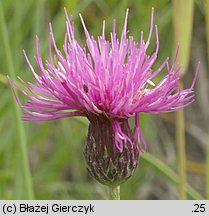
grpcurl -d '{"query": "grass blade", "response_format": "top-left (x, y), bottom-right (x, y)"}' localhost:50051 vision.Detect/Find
top-left (0, 1), bottom-right (34, 199)
top-left (141, 153), bottom-right (203, 200)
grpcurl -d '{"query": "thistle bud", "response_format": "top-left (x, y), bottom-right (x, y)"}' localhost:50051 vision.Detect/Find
top-left (84, 115), bottom-right (140, 186)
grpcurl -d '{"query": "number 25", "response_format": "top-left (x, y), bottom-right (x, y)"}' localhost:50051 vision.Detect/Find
top-left (193, 204), bottom-right (205, 212)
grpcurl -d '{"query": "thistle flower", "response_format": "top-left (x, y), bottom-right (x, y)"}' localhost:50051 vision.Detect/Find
top-left (8, 8), bottom-right (199, 186)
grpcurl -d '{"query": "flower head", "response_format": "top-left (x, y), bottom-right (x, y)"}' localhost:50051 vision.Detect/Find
top-left (8, 8), bottom-right (199, 186)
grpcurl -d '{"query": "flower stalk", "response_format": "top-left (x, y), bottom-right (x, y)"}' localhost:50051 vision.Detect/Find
top-left (109, 186), bottom-right (120, 200)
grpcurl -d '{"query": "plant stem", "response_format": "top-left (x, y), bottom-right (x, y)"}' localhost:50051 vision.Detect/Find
top-left (172, 0), bottom-right (194, 200)
top-left (205, 0), bottom-right (209, 64)
top-left (0, 2), bottom-right (34, 199)
top-left (172, 0), bottom-right (194, 76)
top-left (109, 186), bottom-right (120, 200)
top-left (176, 82), bottom-right (187, 200)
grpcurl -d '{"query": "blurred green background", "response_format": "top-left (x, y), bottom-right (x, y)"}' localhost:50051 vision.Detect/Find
top-left (0, 0), bottom-right (208, 200)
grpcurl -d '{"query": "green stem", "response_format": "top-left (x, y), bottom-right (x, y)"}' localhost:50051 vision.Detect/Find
top-left (205, 0), bottom-right (209, 64)
top-left (109, 186), bottom-right (120, 200)
top-left (172, 0), bottom-right (194, 75)
top-left (0, 2), bottom-right (34, 199)
top-left (172, 0), bottom-right (194, 200)
top-left (176, 94), bottom-right (187, 200)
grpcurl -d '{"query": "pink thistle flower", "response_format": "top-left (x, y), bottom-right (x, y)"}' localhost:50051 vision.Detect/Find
top-left (8, 8), bottom-right (199, 186)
